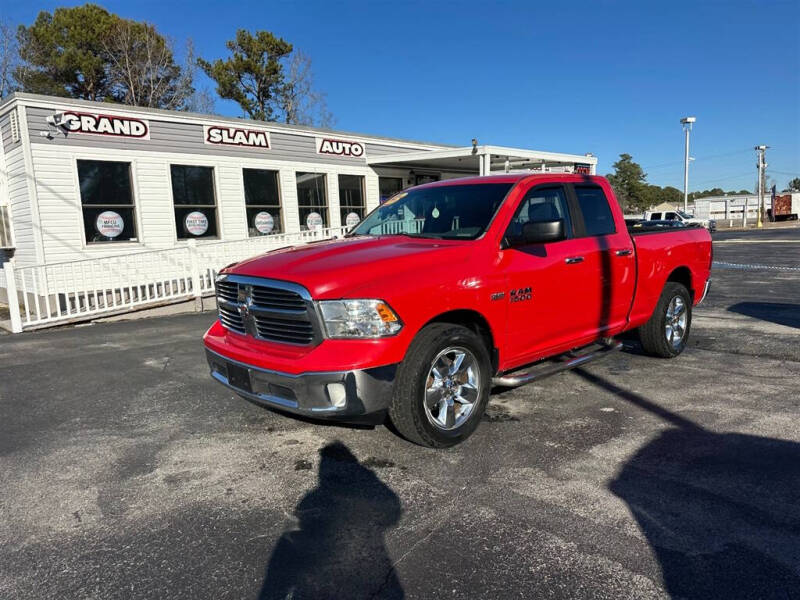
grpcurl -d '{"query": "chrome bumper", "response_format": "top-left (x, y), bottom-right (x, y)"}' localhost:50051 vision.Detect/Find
top-left (205, 349), bottom-right (396, 423)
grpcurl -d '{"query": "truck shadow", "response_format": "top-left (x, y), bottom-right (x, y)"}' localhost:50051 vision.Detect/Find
top-left (573, 368), bottom-right (800, 599)
top-left (259, 441), bottom-right (404, 600)
top-left (727, 301), bottom-right (800, 329)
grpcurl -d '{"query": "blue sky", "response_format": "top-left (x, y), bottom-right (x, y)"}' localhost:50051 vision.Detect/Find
top-left (3, 0), bottom-right (799, 191)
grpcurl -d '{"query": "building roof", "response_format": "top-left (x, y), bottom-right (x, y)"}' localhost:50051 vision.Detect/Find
top-left (0, 92), bottom-right (456, 150)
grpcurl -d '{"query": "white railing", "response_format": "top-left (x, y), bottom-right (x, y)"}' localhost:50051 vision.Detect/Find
top-left (1, 226), bottom-right (348, 333)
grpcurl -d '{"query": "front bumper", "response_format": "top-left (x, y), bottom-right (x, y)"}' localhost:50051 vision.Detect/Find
top-left (206, 348), bottom-right (397, 424)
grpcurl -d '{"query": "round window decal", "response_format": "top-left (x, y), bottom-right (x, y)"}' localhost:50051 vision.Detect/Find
top-left (306, 211), bottom-right (323, 231)
top-left (185, 211), bottom-right (209, 236)
top-left (254, 211), bottom-right (274, 234)
top-left (345, 212), bottom-right (361, 228)
top-left (95, 210), bottom-right (124, 238)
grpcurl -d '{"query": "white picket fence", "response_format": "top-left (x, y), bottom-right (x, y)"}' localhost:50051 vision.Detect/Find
top-left (1, 226), bottom-right (348, 333)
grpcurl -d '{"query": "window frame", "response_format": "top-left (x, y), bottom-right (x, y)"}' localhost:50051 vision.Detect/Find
top-left (295, 171), bottom-right (330, 231)
top-left (169, 163), bottom-right (221, 241)
top-left (337, 174), bottom-right (366, 229)
top-left (503, 184), bottom-right (576, 245)
top-left (76, 158), bottom-right (140, 245)
top-left (242, 168), bottom-right (284, 237)
top-left (0, 205), bottom-right (12, 249)
top-left (568, 184), bottom-right (618, 238)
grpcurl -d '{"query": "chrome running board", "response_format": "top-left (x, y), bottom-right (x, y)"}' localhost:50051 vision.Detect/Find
top-left (492, 340), bottom-right (624, 388)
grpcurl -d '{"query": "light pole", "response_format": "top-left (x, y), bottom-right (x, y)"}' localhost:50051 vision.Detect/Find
top-left (755, 145), bottom-right (768, 228)
top-left (680, 117), bottom-right (696, 213)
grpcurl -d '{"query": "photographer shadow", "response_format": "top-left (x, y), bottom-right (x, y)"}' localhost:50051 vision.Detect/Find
top-left (575, 368), bottom-right (800, 599)
top-left (259, 441), bottom-right (403, 600)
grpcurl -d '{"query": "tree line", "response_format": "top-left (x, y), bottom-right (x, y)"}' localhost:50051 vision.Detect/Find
top-left (607, 153), bottom-right (800, 213)
top-left (0, 3), bottom-right (333, 126)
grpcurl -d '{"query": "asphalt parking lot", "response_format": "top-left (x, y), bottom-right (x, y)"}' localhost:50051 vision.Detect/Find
top-left (1, 226), bottom-right (799, 599)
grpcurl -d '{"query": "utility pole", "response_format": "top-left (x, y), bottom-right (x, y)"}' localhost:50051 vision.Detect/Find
top-left (755, 145), bottom-right (768, 228)
top-left (680, 117), bottom-right (696, 212)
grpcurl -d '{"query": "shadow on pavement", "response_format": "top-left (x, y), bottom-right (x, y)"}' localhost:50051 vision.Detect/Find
top-left (727, 302), bottom-right (800, 329)
top-left (574, 368), bottom-right (800, 599)
top-left (259, 441), bottom-right (404, 600)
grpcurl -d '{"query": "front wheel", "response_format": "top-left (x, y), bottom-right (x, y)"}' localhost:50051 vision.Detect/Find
top-left (388, 323), bottom-right (491, 448)
top-left (639, 282), bottom-right (692, 358)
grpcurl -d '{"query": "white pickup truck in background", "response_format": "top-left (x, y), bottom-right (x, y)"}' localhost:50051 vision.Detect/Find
top-left (644, 209), bottom-right (716, 232)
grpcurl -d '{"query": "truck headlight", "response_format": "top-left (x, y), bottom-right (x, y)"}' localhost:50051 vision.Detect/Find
top-left (318, 299), bottom-right (403, 338)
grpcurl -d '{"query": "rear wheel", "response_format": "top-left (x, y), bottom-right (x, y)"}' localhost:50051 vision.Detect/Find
top-left (639, 282), bottom-right (692, 358)
top-left (389, 323), bottom-right (491, 448)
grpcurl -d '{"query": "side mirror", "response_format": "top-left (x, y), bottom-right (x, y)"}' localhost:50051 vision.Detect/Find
top-left (508, 219), bottom-right (565, 246)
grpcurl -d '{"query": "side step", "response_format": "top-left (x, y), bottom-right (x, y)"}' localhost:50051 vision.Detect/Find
top-left (492, 340), bottom-right (624, 388)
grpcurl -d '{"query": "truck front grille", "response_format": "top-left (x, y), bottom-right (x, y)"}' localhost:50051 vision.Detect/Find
top-left (215, 275), bottom-right (321, 345)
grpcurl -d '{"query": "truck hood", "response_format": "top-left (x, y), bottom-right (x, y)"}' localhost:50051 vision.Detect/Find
top-left (229, 235), bottom-right (473, 298)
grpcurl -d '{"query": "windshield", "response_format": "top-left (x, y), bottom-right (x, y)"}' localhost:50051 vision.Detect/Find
top-left (351, 183), bottom-right (513, 240)
top-left (678, 210), bottom-right (694, 219)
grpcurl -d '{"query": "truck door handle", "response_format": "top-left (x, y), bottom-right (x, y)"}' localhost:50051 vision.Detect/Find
top-left (565, 256), bottom-right (584, 264)
top-left (615, 249), bottom-right (633, 256)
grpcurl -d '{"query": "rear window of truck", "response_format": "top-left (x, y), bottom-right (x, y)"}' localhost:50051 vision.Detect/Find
top-left (575, 186), bottom-right (616, 236)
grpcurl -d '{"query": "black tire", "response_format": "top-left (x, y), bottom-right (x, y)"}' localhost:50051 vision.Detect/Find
top-left (639, 282), bottom-right (692, 358)
top-left (388, 323), bottom-right (491, 448)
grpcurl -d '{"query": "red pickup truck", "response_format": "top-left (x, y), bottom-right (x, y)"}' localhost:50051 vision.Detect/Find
top-left (204, 174), bottom-right (712, 447)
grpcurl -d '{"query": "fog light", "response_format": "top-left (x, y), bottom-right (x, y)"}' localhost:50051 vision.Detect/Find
top-left (326, 383), bottom-right (347, 408)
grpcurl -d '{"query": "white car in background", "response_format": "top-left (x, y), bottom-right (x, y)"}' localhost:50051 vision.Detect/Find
top-left (644, 209), bottom-right (716, 232)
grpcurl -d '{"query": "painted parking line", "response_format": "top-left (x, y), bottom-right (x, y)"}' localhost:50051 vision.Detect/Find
top-left (713, 261), bottom-right (800, 272)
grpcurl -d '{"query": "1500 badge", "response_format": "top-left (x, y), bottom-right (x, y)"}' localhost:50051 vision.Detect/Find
top-left (509, 287), bottom-right (532, 303)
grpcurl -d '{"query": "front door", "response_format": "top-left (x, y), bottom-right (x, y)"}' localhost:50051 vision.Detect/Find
top-left (499, 184), bottom-right (597, 366)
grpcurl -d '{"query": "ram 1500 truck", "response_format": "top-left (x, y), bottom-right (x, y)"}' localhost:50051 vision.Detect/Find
top-left (204, 174), bottom-right (712, 447)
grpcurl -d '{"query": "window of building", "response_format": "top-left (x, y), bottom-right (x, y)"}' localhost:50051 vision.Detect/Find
top-left (171, 165), bottom-right (218, 239)
top-left (507, 186), bottom-right (572, 244)
top-left (243, 169), bottom-right (282, 236)
top-left (0, 206), bottom-right (11, 248)
top-left (575, 186), bottom-right (616, 236)
top-left (296, 172), bottom-right (328, 231)
top-left (77, 159), bottom-right (138, 243)
top-left (338, 174), bottom-right (365, 229)
top-left (379, 177), bottom-right (403, 204)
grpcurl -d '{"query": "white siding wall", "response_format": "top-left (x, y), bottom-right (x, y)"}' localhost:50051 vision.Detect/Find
top-left (28, 145), bottom-right (376, 265)
top-left (5, 146), bottom-right (36, 266)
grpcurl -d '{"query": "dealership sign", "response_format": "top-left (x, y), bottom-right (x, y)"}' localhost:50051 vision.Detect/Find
top-left (254, 211), bottom-right (275, 234)
top-left (204, 125), bottom-right (270, 149)
top-left (315, 137), bottom-right (365, 158)
top-left (306, 212), bottom-right (324, 231)
top-left (573, 163), bottom-right (592, 175)
top-left (95, 211), bottom-right (124, 238)
top-left (59, 111), bottom-right (150, 139)
top-left (185, 211), bottom-right (209, 236)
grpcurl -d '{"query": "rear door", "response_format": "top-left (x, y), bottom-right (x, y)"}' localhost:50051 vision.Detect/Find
top-left (567, 184), bottom-right (636, 338)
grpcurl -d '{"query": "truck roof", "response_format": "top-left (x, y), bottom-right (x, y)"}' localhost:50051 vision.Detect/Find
top-left (417, 173), bottom-right (606, 188)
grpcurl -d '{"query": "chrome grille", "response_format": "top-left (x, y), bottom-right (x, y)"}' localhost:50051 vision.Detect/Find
top-left (254, 315), bottom-right (315, 344)
top-left (218, 303), bottom-right (245, 334)
top-left (216, 279), bottom-right (239, 303)
top-left (215, 275), bottom-right (320, 345)
top-left (251, 286), bottom-right (306, 311)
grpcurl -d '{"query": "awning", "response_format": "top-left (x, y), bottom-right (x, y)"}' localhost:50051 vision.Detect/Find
top-left (366, 145), bottom-right (597, 175)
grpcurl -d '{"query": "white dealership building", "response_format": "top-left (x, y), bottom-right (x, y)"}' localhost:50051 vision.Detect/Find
top-left (0, 92), bottom-right (597, 267)
top-left (0, 92), bottom-right (596, 332)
